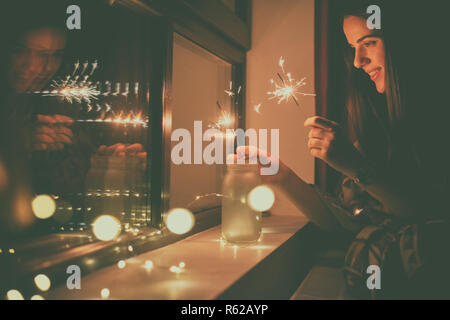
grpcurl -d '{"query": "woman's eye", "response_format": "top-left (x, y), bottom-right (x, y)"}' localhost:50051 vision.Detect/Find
top-left (364, 41), bottom-right (377, 47)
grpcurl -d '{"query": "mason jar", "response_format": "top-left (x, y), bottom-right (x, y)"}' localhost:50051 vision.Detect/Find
top-left (221, 163), bottom-right (262, 243)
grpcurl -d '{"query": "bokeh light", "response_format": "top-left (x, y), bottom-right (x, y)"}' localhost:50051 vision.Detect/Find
top-left (117, 260), bottom-right (126, 269)
top-left (144, 260), bottom-right (154, 270)
top-left (6, 289), bottom-right (24, 300)
top-left (92, 215), bottom-right (121, 241)
top-left (31, 295), bottom-right (45, 300)
top-left (31, 194), bottom-right (56, 219)
top-left (165, 208), bottom-right (195, 235)
top-left (247, 185), bottom-right (275, 212)
top-left (34, 274), bottom-right (51, 291)
top-left (101, 288), bottom-right (110, 299)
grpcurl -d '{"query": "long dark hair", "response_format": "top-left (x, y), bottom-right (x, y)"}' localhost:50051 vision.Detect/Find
top-left (339, 1), bottom-right (427, 170)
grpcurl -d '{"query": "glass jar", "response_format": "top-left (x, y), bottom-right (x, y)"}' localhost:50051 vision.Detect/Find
top-left (222, 163), bottom-right (262, 243)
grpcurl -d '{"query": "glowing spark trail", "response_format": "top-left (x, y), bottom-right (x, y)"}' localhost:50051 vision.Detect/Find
top-left (253, 103), bottom-right (262, 114)
top-left (224, 81), bottom-right (242, 98)
top-left (267, 57), bottom-right (315, 108)
top-left (76, 111), bottom-right (148, 127)
top-left (72, 60), bottom-right (80, 76)
top-left (80, 60), bottom-right (89, 76)
top-left (89, 60), bottom-right (98, 76)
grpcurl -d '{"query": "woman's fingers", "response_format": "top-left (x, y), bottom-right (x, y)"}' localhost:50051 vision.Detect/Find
top-left (53, 114), bottom-right (74, 125)
top-left (36, 114), bottom-right (57, 124)
top-left (126, 143), bottom-right (144, 155)
top-left (55, 133), bottom-right (72, 144)
top-left (34, 134), bottom-right (55, 144)
top-left (308, 138), bottom-right (327, 149)
top-left (308, 127), bottom-right (334, 139)
top-left (54, 126), bottom-right (73, 138)
top-left (304, 116), bottom-right (339, 130)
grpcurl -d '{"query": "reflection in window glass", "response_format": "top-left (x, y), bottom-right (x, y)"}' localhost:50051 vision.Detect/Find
top-left (0, 1), bottom-right (153, 245)
top-left (170, 33), bottom-right (233, 211)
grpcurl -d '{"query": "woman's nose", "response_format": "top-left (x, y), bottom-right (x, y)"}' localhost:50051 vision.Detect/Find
top-left (353, 47), bottom-right (369, 69)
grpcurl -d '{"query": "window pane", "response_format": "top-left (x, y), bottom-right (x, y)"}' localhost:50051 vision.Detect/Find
top-left (0, 1), bottom-right (154, 245)
top-left (170, 33), bottom-right (233, 211)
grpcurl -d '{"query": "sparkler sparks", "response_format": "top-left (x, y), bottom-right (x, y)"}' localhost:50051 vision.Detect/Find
top-left (267, 56), bottom-right (315, 107)
top-left (33, 59), bottom-right (102, 103)
top-left (38, 82), bottom-right (101, 104)
top-left (209, 102), bottom-right (233, 130)
top-left (76, 111), bottom-right (148, 127)
top-left (253, 104), bottom-right (262, 114)
top-left (224, 81), bottom-right (241, 98)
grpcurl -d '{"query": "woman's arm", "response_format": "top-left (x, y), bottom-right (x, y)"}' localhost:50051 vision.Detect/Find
top-left (304, 116), bottom-right (445, 221)
top-left (276, 164), bottom-right (344, 231)
top-left (236, 146), bottom-right (344, 231)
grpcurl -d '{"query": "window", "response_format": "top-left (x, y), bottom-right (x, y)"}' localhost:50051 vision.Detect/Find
top-left (170, 33), bottom-right (233, 211)
top-left (0, 0), bottom-right (250, 296)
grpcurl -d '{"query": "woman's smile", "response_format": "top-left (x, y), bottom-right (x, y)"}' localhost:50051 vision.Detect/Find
top-left (366, 67), bottom-right (382, 81)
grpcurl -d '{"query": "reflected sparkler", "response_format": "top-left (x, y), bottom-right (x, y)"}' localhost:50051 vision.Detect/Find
top-left (32, 60), bottom-right (102, 103)
top-left (76, 111), bottom-right (148, 127)
top-left (209, 101), bottom-right (233, 130)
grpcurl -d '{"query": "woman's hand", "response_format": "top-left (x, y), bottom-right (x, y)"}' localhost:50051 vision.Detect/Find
top-left (304, 116), bottom-right (363, 176)
top-left (33, 114), bottom-right (74, 151)
top-left (233, 145), bottom-right (291, 185)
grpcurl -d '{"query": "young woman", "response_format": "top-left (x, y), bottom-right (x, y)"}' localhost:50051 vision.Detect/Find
top-left (237, 0), bottom-right (449, 298)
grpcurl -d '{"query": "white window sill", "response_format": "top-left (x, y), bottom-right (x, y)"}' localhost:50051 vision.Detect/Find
top-left (46, 214), bottom-right (309, 299)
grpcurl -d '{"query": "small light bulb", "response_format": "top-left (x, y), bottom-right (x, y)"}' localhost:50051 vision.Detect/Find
top-left (92, 215), bottom-right (121, 241)
top-left (247, 185), bottom-right (275, 212)
top-left (144, 260), bottom-right (154, 270)
top-left (34, 274), bottom-right (51, 292)
top-left (165, 208), bottom-right (195, 235)
top-left (101, 288), bottom-right (110, 299)
top-left (32, 194), bottom-right (56, 219)
top-left (6, 289), bottom-right (24, 300)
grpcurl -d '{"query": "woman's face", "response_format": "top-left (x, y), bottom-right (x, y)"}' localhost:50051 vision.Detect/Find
top-left (8, 27), bottom-right (66, 93)
top-left (343, 16), bottom-right (386, 94)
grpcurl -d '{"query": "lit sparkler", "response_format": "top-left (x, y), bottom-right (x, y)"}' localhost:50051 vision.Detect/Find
top-left (37, 81), bottom-right (101, 104)
top-left (76, 111), bottom-right (148, 127)
top-left (209, 101), bottom-right (233, 130)
top-left (224, 81), bottom-right (241, 98)
top-left (267, 56), bottom-right (315, 107)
